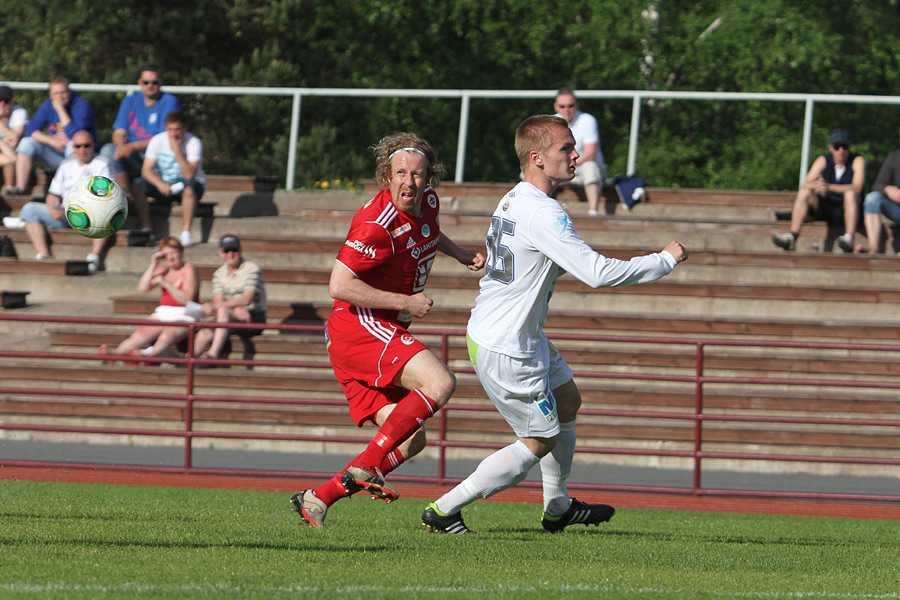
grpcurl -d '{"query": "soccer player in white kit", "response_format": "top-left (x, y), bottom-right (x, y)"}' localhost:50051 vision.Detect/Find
top-left (422, 115), bottom-right (688, 534)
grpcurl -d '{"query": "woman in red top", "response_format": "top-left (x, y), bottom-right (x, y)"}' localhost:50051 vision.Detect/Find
top-left (100, 237), bottom-right (200, 361)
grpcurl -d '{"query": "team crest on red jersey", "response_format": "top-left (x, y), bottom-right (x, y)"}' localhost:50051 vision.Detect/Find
top-left (421, 224), bottom-right (431, 238)
top-left (400, 334), bottom-right (415, 345)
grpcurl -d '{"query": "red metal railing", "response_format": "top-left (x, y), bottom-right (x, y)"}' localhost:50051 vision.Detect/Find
top-left (1, 313), bottom-right (898, 503)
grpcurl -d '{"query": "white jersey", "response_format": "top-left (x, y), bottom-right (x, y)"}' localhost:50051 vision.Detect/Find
top-left (48, 155), bottom-right (115, 204)
top-left (467, 181), bottom-right (677, 358)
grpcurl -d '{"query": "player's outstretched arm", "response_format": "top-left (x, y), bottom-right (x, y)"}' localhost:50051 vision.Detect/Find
top-left (437, 233), bottom-right (485, 271)
top-left (329, 261), bottom-right (433, 318)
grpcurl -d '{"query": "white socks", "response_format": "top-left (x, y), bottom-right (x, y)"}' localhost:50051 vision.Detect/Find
top-left (541, 420), bottom-right (576, 516)
top-left (436, 440), bottom-right (540, 515)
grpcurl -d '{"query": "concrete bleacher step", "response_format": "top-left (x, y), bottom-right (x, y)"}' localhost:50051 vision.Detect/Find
top-left (5, 218), bottom-right (898, 285)
top-left (0, 257), bottom-right (89, 276)
top-left (103, 296), bottom-right (900, 347)
top-left (83, 259), bottom-right (900, 322)
top-left (196, 211), bottom-right (835, 255)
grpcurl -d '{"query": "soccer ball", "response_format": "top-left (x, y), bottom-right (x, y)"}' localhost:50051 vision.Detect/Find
top-left (65, 175), bottom-right (128, 239)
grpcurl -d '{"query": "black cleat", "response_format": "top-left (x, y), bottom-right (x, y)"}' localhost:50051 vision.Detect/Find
top-left (541, 498), bottom-right (615, 533)
top-left (422, 503), bottom-right (476, 534)
top-left (340, 466), bottom-right (399, 503)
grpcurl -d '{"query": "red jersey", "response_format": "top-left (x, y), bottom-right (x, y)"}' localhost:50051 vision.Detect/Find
top-left (333, 187), bottom-right (441, 327)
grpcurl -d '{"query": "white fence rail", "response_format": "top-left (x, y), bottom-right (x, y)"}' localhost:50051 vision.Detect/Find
top-left (6, 81), bottom-right (900, 190)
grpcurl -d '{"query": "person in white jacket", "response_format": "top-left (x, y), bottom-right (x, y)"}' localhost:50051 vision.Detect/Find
top-left (422, 114), bottom-right (688, 534)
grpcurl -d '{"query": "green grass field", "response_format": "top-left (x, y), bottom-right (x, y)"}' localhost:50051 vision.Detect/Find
top-left (1, 480), bottom-right (898, 599)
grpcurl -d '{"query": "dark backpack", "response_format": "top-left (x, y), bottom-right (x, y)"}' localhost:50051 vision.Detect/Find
top-left (0, 235), bottom-right (17, 257)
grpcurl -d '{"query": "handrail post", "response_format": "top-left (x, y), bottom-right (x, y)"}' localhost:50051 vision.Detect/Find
top-left (286, 92), bottom-right (302, 190)
top-left (454, 92), bottom-right (471, 183)
top-left (437, 333), bottom-right (452, 482)
top-left (693, 342), bottom-right (704, 495)
top-left (799, 97), bottom-right (815, 189)
top-left (184, 324), bottom-right (196, 471)
top-left (627, 94), bottom-right (642, 176)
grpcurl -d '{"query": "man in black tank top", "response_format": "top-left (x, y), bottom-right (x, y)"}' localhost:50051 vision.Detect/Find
top-left (773, 129), bottom-right (866, 252)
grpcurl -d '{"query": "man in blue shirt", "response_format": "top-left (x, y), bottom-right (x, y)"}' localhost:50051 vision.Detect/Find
top-left (101, 63), bottom-right (181, 235)
top-left (11, 77), bottom-right (97, 195)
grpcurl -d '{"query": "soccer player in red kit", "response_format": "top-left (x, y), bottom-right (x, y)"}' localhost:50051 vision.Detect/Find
top-left (290, 132), bottom-right (485, 528)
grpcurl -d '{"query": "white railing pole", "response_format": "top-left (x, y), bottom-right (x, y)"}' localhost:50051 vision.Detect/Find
top-left (455, 92), bottom-right (471, 184)
top-left (286, 92), bottom-right (302, 191)
top-left (800, 98), bottom-right (815, 189)
top-left (627, 95), bottom-right (643, 176)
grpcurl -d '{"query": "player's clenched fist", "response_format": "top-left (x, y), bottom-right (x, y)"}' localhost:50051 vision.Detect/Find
top-left (663, 240), bottom-right (688, 263)
top-left (404, 292), bottom-right (434, 318)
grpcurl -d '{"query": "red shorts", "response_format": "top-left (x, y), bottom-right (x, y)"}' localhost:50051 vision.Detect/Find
top-left (326, 307), bottom-right (428, 426)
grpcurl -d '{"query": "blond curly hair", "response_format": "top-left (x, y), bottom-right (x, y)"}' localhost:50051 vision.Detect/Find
top-left (371, 132), bottom-right (446, 189)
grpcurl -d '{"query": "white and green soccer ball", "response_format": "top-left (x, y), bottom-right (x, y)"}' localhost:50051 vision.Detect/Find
top-left (65, 175), bottom-right (128, 239)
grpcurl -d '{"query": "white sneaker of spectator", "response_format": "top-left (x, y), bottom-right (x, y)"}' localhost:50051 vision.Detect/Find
top-left (86, 253), bottom-right (103, 273)
top-left (179, 230), bottom-right (194, 247)
top-left (3, 216), bottom-right (25, 229)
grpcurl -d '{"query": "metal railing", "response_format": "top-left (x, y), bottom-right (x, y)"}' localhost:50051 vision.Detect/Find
top-left (1, 313), bottom-right (898, 504)
top-left (6, 81), bottom-right (900, 190)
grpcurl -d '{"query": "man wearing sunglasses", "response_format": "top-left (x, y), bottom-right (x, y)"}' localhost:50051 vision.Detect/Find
top-left (101, 63), bottom-right (181, 240)
top-left (11, 77), bottom-right (98, 196)
top-left (3, 130), bottom-right (113, 269)
top-left (191, 234), bottom-right (267, 362)
top-left (773, 129), bottom-right (865, 252)
top-left (553, 88), bottom-right (607, 217)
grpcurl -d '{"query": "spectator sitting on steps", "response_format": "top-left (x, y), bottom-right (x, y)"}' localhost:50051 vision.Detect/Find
top-left (552, 87), bottom-right (607, 217)
top-left (134, 110), bottom-right (206, 248)
top-left (192, 234), bottom-right (267, 363)
top-left (856, 127), bottom-right (900, 254)
top-left (100, 63), bottom-right (181, 241)
top-left (0, 85), bottom-right (29, 193)
top-left (99, 237), bottom-right (201, 363)
top-left (773, 129), bottom-right (865, 252)
top-left (12, 77), bottom-right (98, 195)
top-left (2, 130), bottom-right (115, 272)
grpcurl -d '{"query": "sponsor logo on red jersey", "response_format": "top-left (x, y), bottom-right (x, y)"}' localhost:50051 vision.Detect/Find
top-left (391, 222), bottom-right (412, 238)
top-left (345, 239), bottom-right (376, 259)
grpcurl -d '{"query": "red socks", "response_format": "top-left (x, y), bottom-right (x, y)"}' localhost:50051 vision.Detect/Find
top-left (356, 389), bottom-right (437, 471)
top-left (312, 390), bottom-right (437, 507)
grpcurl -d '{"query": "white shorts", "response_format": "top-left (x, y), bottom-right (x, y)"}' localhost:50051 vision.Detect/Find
top-left (151, 301), bottom-right (204, 323)
top-left (467, 332), bottom-right (574, 439)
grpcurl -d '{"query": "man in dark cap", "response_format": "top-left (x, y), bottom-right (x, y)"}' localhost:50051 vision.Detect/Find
top-left (191, 234), bottom-right (267, 361)
top-left (773, 129), bottom-right (866, 252)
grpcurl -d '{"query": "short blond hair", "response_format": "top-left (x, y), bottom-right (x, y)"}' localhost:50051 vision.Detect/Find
top-left (515, 115), bottom-right (570, 172)
top-left (372, 132), bottom-right (446, 189)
